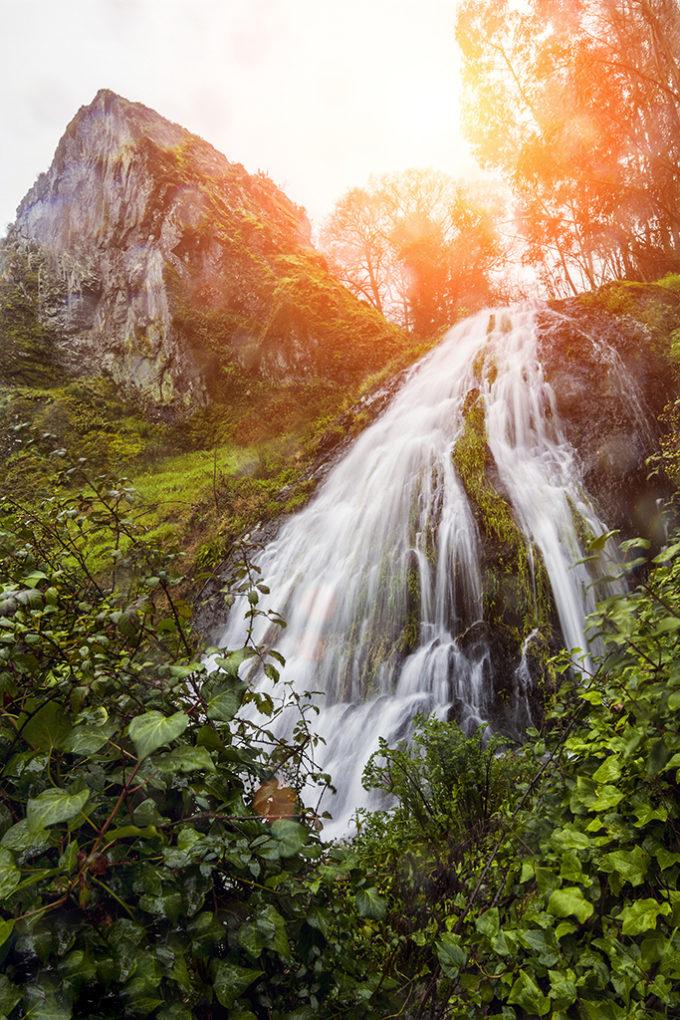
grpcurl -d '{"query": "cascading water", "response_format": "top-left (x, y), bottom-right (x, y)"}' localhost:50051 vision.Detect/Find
top-left (216, 305), bottom-right (628, 838)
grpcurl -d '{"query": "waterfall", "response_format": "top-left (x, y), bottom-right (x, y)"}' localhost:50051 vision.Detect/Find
top-left (216, 305), bottom-right (626, 838)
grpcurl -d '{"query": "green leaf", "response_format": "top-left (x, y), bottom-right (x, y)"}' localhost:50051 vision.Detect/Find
top-left (619, 898), bottom-right (671, 936)
top-left (547, 886), bottom-right (594, 924)
top-left (551, 826), bottom-right (591, 850)
top-left (573, 780), bottom-right (624, 812)
top-left (270, 819), bottom-right (307, 857)
top-left (62, 723), bottom-right (115, 756)
top-left (507, 969), bottom-right (550, 1015)
top-left (633, 803), bottom-right (668, 826)
top-left (356, 886), bottom-right (387, 920)
top-left (0, 917), bottom-right (14, 947)
top-left (212, 960), bottom-right (263, 1009)
top-left (22, 702), bottom-right (72, 750)
top-left (128, 710), bottom-right (188, 760)
top-left (306, 905), bottom-right (332, 936)
top-left (656, 847), bottom-right (680, 871)
top-left (0, 849), bottom-right (20, 898)
top-left (436, 932), bottom-right (467, 979)
top-left (0, 973), bottom-right (22, 1014)
top-left (654, 616), bottom-right (680, 633)
top-left (26, 788), bottom-right (90, 830)
top-left (206, 681), bottom-right (247, 723)
top-left (258, 905), bottom-right (290, 960)
top-left (555, 921), bottom-right (578, 940)
top-left (475, 907), bottom-right (500, 938)
top-left (592, 756), bottom-right (621, 783)
top-left (158, 745), bottom-right (216, 773)
top-left (109, 919), bottom-right (146, 982)
top-left (1, 819), bottom-right (51, 853)
top-left (548, 968), bottom-right (578, 1007)
top-left (601, 847), bottom-right (648, 886)
top-left (218, 649), bottom-right (249, 677)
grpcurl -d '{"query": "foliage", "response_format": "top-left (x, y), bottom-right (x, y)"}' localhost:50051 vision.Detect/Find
top-left (320, 169), bottom-right (507, 335)
top-left (0, 460), bottom-right (399, 1019)
top-left (345, 719), bottom-right (528, 1015)
top-left (456, 0), bottom-right (680, 294)
top-left (344, 538), bottom-right (680, 1017)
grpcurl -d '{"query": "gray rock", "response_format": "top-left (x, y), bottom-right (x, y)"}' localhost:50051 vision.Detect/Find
top-left (7, 90), bottom-right (315, 418)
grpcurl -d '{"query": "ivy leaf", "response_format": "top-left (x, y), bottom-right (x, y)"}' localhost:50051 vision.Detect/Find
top-left (436, 932), bottom-right (467, 979)
top-left (356, 886), bottom-right (387, 920)
top-left (157, 746), bottom-right (216, 773)
top-left (507, 969), bottom-right (550, 1015)
top-left (0, 974), bottom-right (21, 1015)
top-left (206, 681), bottom-right (247, 723)
top-left (0, 918), bottom-right (14, 948)
top-left (306, 906), bottom-right (332, 937)
top-left (548, 968), bottom-right (578, 1008)
top-left (475, 907), bottom-right (500, 938)
top-left (22, 702), bottom-right (72, 750)
top-left (547, 886), bottom-right (594, 924)
top-left (591, 756), bottom-right (621, 783)
top-left (1, 819), bottom-right (51, 853)
top-left (62, 723), bottom-right (115, 756)
top-left (128, 710), bottom-right (188, 760)
top-left (619, 898), bottom-right (671, 936)
top-left (26, 788), bottom-right (90, 830)
top-left (211, 961), bottom-right (263, 1009)
top-left (601, 847), bottom-right (648, 886)
top-left (0, 848), bottom-right (20, 898)
top-left (270, 819), bottom-right (308, 858)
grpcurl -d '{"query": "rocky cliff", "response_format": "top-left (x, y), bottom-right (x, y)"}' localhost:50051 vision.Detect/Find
top-left (538, 282), bottom-right (680, 544)
top-left (2, 90), bottom-right (402, 418)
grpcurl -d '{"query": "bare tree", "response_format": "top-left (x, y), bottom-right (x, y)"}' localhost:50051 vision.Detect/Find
top-left (321, 169), bottom-right (507, 335)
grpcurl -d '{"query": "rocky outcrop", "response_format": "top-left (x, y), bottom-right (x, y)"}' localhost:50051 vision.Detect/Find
top-left (4, 90), bottom-right (402, 418)
top-left (538, 285), bottom-right (680, 544)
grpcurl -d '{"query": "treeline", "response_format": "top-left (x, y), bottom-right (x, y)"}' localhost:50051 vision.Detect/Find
top-left (321, 0), bottom-right (680, 325)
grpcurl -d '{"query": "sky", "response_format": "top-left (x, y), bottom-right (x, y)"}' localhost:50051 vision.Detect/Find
top-left (0, 0), bottom-right (475, 236)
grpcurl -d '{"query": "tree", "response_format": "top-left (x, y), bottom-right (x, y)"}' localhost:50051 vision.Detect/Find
top-left (456, 0), bottom-right (680, 295)
top-left (321, 169), bottom-right (506, 335)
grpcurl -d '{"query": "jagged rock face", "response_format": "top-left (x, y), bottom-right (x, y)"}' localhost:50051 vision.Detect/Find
top-left (7, 90), bottom-right (400, 418)
top-left (537, 288), bottom-right (680, 543)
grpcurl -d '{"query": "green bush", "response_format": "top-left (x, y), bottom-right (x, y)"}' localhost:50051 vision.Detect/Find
top-left (0, 461), bottom-right (397, 1019)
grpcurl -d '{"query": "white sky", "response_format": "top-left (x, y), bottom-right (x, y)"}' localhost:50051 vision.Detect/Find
top-left (1, 0), bottom-right (475, 235)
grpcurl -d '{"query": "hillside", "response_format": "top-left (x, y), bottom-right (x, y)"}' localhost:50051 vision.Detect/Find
top-left (3, 89), bottom-right (404, 412)
top-left (0, 91), bottom-right (416, 571)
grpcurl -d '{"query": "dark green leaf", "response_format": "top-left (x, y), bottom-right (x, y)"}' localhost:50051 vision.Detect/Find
top-left (128, 710), bottom-right (188, 760)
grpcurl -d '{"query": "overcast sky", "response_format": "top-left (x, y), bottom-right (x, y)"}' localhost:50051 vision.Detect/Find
top-left (1, 0), bottom-right (475, 235)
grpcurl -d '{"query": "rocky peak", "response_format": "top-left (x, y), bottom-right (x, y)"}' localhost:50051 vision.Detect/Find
top-left (6, 91), bottom-right (398, 418)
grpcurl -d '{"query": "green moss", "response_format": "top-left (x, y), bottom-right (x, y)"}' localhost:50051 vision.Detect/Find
top-left (0, 238), bottom-right (64, 388)
top-left (452, 392), bottom-right (551, 635)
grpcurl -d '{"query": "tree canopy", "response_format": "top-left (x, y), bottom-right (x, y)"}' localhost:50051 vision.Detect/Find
top-left (320, 169), bottom-right (506, 335)
top-left (456, 0), bottom-right (680, 294)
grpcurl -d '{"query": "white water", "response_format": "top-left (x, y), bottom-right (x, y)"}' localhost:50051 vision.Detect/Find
top-left (216, 305), bottom-right (626, 838)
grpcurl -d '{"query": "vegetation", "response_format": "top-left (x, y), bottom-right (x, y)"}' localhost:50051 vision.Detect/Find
top-left (5, 53), bottom-right (680, 1018)
top-left (293, 537), bottom-right (680, 1019)
top-left (5, 463), bottom-right (680, 1018)
top-left (456, 0), bottom-right (680, 294)
top-left (321, 169), bottom-right (507, 335)
top-left (0, 461), bottom-right (405, 1019)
